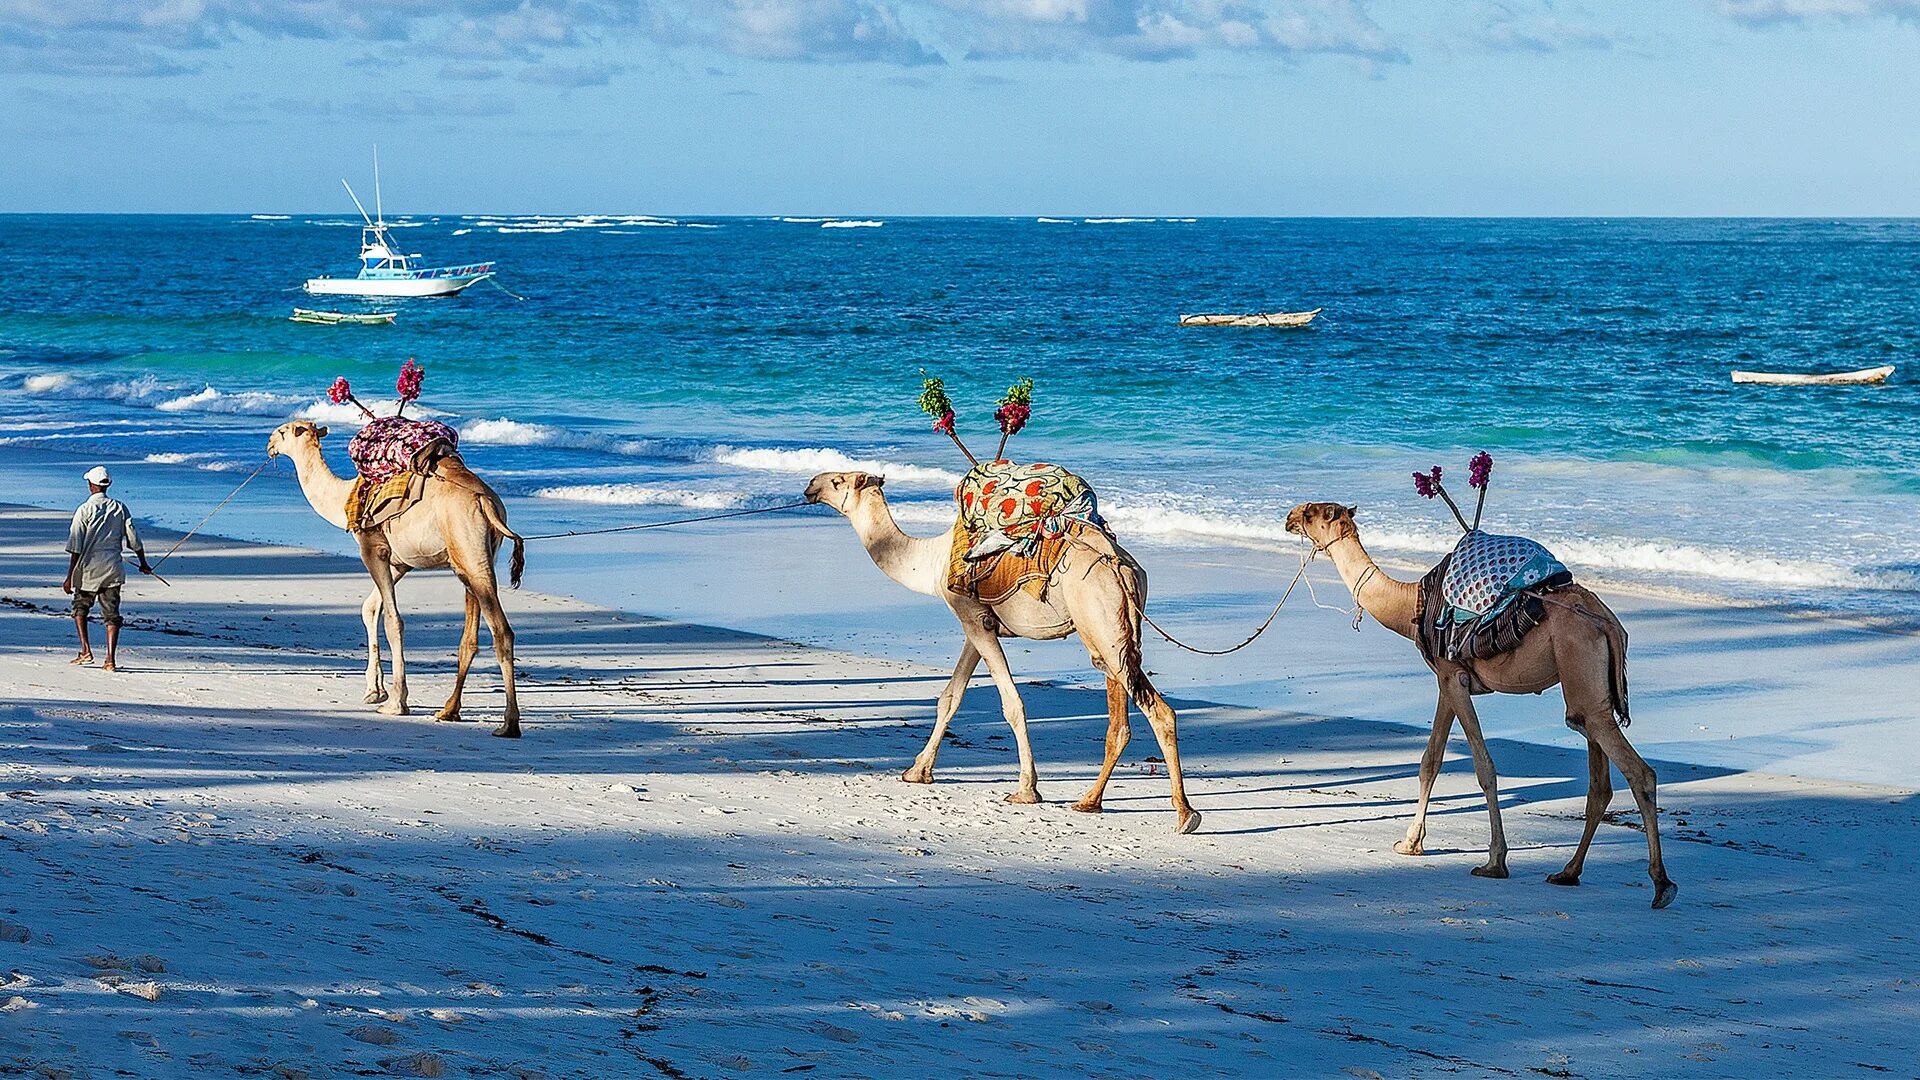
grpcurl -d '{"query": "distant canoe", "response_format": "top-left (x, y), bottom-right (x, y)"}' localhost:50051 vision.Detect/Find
top-left (1731, 365), bottom-right (1893, 386)
top-left (291, 308), bottom-right (396, 326)
top-left (1179, 308), bottom-right (1322, 328)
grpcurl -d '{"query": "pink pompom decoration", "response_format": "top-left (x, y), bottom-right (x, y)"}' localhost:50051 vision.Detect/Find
top-left (932, 410), bottom-right (956, 435)
top-left (1412, 466), bottom-right (1442, 499)
top-left (1468, 451), bottom-right (1493, 490)
top-left (328, 377), bottom-right (352, 404)
top-left (995, 401), bottom-right (1030, 437)
top-left (395, 358), bottom-right (424, 403)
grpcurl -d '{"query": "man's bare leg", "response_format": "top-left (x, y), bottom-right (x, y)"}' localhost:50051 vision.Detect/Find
top-left (71, 611), bottom-right (93, 664)
top-left (102, 623), bottom-right (120, 672)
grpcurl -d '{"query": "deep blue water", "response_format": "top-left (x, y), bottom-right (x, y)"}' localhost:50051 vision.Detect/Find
top-left (4, 213), bottom-right (1920, 616)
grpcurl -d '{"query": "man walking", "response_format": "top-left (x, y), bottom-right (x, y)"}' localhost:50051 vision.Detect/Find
top-left (63, 466), bottom-right (153, 671)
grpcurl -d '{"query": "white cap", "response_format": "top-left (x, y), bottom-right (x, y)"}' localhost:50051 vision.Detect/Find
top-left (84, 466), bottom-right (110, 486)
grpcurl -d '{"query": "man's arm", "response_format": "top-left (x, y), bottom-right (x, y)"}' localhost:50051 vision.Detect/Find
top-left (64, 508), bottom-right (87, 593)
top-left (64, 553), bottom-right (79, 594)
top-left (125, 516), bottom-right (152, 574)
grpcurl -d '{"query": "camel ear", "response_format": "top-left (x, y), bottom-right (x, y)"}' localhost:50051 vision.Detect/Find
top-left (315, 425), bottom-right (330, 439)
top-left (853, 474), bottom-right (881, 491)
top-left (1343, 505), bottom-right (1357, 518)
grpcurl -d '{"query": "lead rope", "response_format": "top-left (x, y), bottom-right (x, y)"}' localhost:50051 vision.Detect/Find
top-left (145, 457), bottom-right (278, 582)
top-left (1139, 544), bottom-right (1326, 656)
top-left (517, 500), bottom-right (812, 541)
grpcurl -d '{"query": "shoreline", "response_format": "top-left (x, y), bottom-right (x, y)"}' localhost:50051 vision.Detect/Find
top-left (2, 502), bottom-right (1918, 1076)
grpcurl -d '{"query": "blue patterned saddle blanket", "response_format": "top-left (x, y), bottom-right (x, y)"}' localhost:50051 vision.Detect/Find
top-left (1440, 530), bottom-right (1570, 624)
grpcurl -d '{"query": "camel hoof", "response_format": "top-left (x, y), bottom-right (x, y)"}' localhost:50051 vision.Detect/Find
top-left (1174, 809), bottom-right (1202, 835)
top-left (1470, 863), bottom-right (1509, 880)
top-left (377, 702), bottom-right (409, 717)
top-left (1546, 871), bottom-right (1581, 887)
top-left (491, 722), bottom-right (521, 739)
top-left (1003, 789), bottom-right (1041, 805)
top-left (901, 767), bottom-right (933, 785)
top-left (1392, 839), bottom-right (1425, 857)
top-left (1652, 880), bottom-right (1678, 910)
top-left (364, 689), bottom-right (388, 705)
top-left (434, 710), bottom-right (464, 724)
top-left (1070, 799), bottom-right (1102, 814)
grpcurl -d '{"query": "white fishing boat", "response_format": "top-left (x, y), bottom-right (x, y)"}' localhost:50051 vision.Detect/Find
top-left (303, 149), bottom-right (495, 299)
top-left (1731, 365), bottom-right (1894, 386)
top-left (1179, 308), bottom-right (1322, 328)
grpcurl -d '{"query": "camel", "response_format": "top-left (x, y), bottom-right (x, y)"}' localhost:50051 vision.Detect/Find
top-left (804, 470), bottom-right (1200, 834)
top-left (267, 420), bottom-right (527, 738)
top-left (1284, 503), bottom-right (1675, 909)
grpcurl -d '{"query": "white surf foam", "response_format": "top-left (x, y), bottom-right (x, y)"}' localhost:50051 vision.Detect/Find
top-left (821, 220), bottom-right (883, 228)
top-left (704, 445), bottom-right (960, 485)
top-left (531, 484), bottom-right (745, 510)
top-left (458, 418), bottom-right (657, 456)
top-left (156, 387), bottom-right (306, 415)
top-left (451, 228), bottom-right (472, 236)
top-left (23, 374), bottom-right (74, 393)
top-left (1036, 217), bottom-right (1076, 224)
top-left (1083, 217), bottom-right (1153, 224)
top-left (249, 214), bottom-right (291, 220)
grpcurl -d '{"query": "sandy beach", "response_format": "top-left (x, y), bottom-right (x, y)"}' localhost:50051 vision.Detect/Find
top-left (3, 501), bottom-right (1917, 1078)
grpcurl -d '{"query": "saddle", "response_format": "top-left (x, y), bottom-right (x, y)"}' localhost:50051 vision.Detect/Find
top-left (342, 417), bottom-right (463, 533)
top-left (1416, 530), bottom-right (1573, 666)
top-left (945, 460), bottom-right (1110, 603)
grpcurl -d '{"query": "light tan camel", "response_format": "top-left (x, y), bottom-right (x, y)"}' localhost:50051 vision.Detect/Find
top-left (805, 471), bottom-right (1199, 833)
top-left (1285, 503), bottom-right (1674, 908)
top-left (267, 420), bottom-right (527, 738)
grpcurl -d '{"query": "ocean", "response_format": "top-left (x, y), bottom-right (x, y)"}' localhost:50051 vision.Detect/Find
top-left (5, 214), bottom-right (1919, 615)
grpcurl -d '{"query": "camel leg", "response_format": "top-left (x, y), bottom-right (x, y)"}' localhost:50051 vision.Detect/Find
top-left (363, 557), bottom-right (409, 717)
top-left (360, 586), bottom-right (388, 704)
top-left (1126, 668), bottom-right (1200, 834)
top-left (1585, 717), bottom-right (1675, 908)
top-left (959, 616), bottom-right (1040, 805)
top-left (1548, 741), bottom-right (1611, 887)
top-left (1071, 678), bottom-right (1133, 814)
top-left (904, 643), bottom-right (980, 785)
top-left (435, 590), bottom-right (481, 723)
top-left (359, 584), bottom-right (387, 703)
top-left (1446, 682), bottom-right (1508, 878)
top-left (475, 584), bottom-right (521, 739)
top-left (1394, 696), bottom-right (1457, 856)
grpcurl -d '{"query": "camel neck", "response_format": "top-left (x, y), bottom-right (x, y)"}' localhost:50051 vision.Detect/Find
top-left (848, 495), bottom-right (950, 597)
top-left (1323, 531), bottom-right (1420, 641)
top-left (289, 441), bottom-right (352, 531)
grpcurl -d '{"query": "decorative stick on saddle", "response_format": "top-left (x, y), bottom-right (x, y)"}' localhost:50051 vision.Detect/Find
top-left (1412, 452), bottom-right (1572, 665)
top-left (327, 360), bottom-right (468, 532)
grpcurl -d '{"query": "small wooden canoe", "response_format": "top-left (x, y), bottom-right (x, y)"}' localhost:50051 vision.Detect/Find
top-left (291, 308), bottom-right (397, 326)
top-left (1731, 365), bottom-right (1893, 386)
top-left (1180, 308), bottom-right (1322, 328)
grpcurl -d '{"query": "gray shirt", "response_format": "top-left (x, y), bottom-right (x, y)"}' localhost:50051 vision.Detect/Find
top-left (67, 493), bottom-right (143, 592)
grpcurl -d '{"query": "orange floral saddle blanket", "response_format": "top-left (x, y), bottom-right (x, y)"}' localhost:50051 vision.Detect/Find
top-left (945, 461), bottom-right (1110, 603)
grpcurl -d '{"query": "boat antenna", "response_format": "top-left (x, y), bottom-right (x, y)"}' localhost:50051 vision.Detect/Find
top-left (372, 143), bottom-right (384, 226)
top-left (340, 179), bottom-right (374, 227)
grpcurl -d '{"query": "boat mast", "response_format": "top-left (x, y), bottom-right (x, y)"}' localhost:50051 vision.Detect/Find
top-left (372, 144), bottom-right (383, 227)
top-left (341, 178), bottom-right (374, 226)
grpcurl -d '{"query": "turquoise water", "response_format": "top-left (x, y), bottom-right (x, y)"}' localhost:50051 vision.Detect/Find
top-left (4, 214), bottom-right (1920, 618)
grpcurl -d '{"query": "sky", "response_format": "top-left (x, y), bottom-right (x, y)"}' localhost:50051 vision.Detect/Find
top-left (2, 0), bottom-right (1918, 215)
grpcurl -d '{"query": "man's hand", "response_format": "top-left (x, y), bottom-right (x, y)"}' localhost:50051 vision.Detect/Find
top-left (138, 561), bottom-right (154, 576)
top-left (61, 576), bottom-right (73, 594)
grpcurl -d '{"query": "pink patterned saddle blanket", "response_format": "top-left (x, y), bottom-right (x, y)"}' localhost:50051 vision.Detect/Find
top-left (348, 416), bottom-right (459, 484)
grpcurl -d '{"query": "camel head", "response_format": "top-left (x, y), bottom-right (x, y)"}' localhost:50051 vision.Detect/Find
top-left (803, 471), bottom-right (885, 516)
top-left (1285, 502), bottom-right (1359, 549)
top-left (266, 420), bottom-right (330, 459)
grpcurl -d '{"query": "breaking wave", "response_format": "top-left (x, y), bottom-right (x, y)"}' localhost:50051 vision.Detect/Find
top-left (530, 484), bottom-right (746, 510)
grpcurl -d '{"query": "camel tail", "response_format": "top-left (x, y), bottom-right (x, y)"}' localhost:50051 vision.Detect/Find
top-left (1605, 610), bottom-right (1631, 727)
top-left (479, 496), bottom-right (526, 589)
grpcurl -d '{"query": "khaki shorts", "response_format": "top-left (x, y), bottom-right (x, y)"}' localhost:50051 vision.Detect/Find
top-left (73, 586), bottom-right (122, 627)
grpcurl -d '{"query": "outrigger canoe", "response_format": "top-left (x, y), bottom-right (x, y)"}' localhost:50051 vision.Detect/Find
top-left (291, 308), bottom-right (397, 326)
top-left (1179, 308), bottom-right (1322, 328)
top-left (1731, 365), bottom-right (1893, 386)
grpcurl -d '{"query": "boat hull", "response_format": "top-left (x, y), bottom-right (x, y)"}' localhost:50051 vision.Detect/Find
top-left (1731, 365), bottom-right (1894, 386)
top-left (1180, 308), bottom-right (1322, 328)
top-left (304, 274), bottom-right (491, 298)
